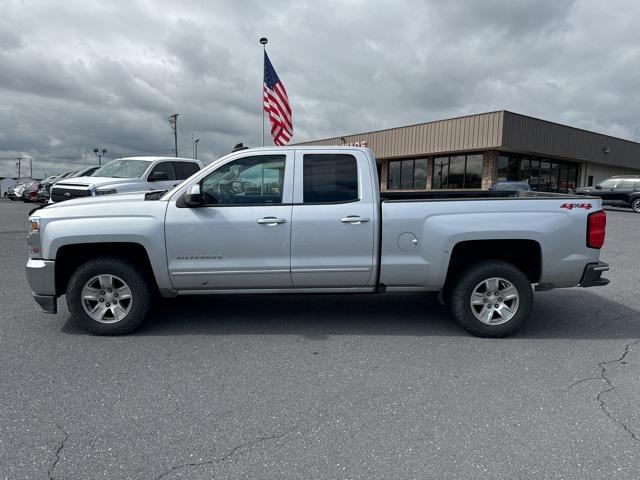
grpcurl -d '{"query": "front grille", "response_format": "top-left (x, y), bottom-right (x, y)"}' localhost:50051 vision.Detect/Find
top-left (51, 187), bottom-right (91, 203)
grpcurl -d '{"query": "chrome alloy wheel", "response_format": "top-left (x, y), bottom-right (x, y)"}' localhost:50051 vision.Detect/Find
top-left (81, 274), bottom-right (133, 324)
top-left (470, 277), bottom-right (520, 325)
top-left (632, 198), bottom-right (640, 213)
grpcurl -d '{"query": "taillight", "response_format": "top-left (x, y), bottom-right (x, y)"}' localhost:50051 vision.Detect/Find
top-left (587, 210), bottom-right (606, 249)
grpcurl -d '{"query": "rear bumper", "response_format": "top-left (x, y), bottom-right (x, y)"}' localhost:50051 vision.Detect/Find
top-left (25, 259), bottom-right (57, 314)
top-left (580, 261), bottom-right (610, 288)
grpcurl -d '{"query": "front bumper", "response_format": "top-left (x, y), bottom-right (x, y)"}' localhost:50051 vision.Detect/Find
top-left (25, 259), bottom-right (57, 314)
top-left (580, 261), bottom-right (610, 288)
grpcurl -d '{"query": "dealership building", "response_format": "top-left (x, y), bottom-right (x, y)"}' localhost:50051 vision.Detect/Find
top-left (298, 110), bottom-right (640, 193)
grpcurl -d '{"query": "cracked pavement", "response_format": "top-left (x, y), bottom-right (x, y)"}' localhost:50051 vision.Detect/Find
top-left (1, 200), bottom-right (639, 479)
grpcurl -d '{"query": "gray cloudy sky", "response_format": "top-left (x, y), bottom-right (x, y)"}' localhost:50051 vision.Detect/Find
top-left (1, 0), bottom-right (639, 178)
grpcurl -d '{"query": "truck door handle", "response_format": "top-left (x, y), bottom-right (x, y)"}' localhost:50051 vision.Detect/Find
top-left (257, 217), bottom-right (287, 226)
top-left (341, 216), bottom-right (370, 225)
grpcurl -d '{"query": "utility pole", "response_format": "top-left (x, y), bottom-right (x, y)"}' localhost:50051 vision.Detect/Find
top-left (29, 157), bottom-right (32, 178)
top-left (169, 114), bottom-right (179, 157)
top-left (16, 157), bottom-right (21, 178)
top-left (194, 138), bottom-right (199, 160)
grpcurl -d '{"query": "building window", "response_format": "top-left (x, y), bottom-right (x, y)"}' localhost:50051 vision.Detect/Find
top-left (432, 153), bottom-right (483, 189)
top-left (497, 154), bottom-right (578, 193)
top-left (387, 158), bottom-right (428, 190)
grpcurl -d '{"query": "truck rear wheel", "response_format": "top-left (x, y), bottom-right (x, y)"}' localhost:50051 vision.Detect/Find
top-left (67, 257), bottom-right (151, 335)
top-left (450, 260), bottom-right (533, 337)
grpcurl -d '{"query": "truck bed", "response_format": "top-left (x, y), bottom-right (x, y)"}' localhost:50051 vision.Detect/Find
top-left (381, 190), bottom-right (585, 202)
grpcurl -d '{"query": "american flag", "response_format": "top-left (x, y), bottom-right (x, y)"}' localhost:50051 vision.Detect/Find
top-left (263, 51), bottom-right (292, 146)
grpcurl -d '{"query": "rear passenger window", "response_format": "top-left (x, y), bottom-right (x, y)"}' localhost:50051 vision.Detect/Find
top-left (303, 154), bottom-right (358, 203)
top-left (174, 162), bottom-right (200, 180)
top-left (620, 179), bottom-right (639, 189)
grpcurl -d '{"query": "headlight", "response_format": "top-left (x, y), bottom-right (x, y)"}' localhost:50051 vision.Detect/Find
top-left (94, 188), bottom-right (117, 196)
top-left (28, 216), bottom-right (41, 257)
top-left (29, 216), bottom-right (40, 233)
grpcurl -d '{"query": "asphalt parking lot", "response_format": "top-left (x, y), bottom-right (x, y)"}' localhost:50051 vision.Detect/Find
top-left (1, 199), bottom-right (639, 479)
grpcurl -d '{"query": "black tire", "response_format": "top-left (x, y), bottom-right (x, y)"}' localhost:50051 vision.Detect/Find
top-left (67, 257), bottom-right (151, 335)
top-left (450, 260), bottom-right (533, 338)
top-left (632, 198), bottom-right (640, 214)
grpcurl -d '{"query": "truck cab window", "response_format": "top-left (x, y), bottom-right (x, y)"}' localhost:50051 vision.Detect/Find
top-left (149, 162), bottom-right (176, 181)
top-left (201, 155), bottom-right (285, 205)
top-left (303, 154), bottom-right (358, 203)
top-left (173, 162), bottom-right (200, 180)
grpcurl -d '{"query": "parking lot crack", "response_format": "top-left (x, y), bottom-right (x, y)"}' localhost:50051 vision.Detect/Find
top-left (596, 340), bottom-right (640, 443)
top-left (47, 423), bottom-right (69, 480)
top-left (153, 429), bottom-right (292, 480)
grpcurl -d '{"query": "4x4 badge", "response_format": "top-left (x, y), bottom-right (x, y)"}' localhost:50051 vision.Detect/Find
top-left (560, 203), bottom-right (592, 210)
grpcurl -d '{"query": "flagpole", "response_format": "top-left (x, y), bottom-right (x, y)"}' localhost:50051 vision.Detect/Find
top-left (260, 37), bottom-right (268, 146)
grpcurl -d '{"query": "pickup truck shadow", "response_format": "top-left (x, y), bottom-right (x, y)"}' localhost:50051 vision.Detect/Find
top-left (109, 288), bottom-right (640, 340)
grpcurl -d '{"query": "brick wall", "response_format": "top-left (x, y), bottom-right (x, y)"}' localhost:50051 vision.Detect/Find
top-left (482, 150), bottom-right (498, 189)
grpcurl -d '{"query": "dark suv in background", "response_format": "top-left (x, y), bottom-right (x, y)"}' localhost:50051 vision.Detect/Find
top-left (574, 175), bottom-right (640, 213)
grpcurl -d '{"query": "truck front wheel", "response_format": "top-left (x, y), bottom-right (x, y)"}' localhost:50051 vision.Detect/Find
top-left (67, 257), bottom-right (151, 335)
top-left (450, 260), bottom-right (533, 337)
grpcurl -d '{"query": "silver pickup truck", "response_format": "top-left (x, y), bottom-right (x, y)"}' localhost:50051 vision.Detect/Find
top-left (25, 146), bottom-right (609, 337)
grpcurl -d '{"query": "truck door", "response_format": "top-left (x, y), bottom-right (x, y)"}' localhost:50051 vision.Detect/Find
top-left (291, 150), bottom-right (377, 288)
top-left (165, 151), bottom-right (294, 290)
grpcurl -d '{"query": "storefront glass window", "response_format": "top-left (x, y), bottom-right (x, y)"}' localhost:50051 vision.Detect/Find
top-left (433, 153), bottom-right (484, 189)
top-left (387, 158), bottom-right (429, 190)
top-left (465, 154), bottom-right (483, 188)
top-left (496, 154), bottom-right (578, 193)
top-left (448, 156), bottom-right (465, 188)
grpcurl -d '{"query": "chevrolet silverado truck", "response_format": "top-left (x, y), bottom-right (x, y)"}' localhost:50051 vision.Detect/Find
top-left (25, 146), bottom-right (609, 337)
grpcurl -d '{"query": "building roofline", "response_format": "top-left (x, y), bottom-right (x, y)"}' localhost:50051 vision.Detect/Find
top-left (296, 109), bottom-right (640, 148)
top-left (294, 110), bottom-right (505, 144)
top-left (501, 110), bottom-right (640, 147)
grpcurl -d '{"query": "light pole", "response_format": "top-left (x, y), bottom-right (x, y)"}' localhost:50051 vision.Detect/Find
top-left (260, 37), bottom-right (268, 146)
top-left (194, 138), bottom-right (199, 160)
top-left (93, 148), bottom-right (107, 166)
top-left (169, 114), bottom-right (179, 157)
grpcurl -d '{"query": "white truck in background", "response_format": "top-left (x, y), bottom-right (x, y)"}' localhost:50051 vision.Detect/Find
top-left (49, 157), bottom-right (203, 203)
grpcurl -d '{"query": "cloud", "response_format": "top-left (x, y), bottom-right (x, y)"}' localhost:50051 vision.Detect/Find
top-left (0, 0), bottom-right (639, 178)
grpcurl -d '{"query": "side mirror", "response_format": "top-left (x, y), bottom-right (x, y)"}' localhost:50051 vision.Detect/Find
top-left (149, 171), bottom-right (169, 182)
top-left (182, 184), bottom-right (203, 208)
top-left (594, 185), bottom-right (602, 190)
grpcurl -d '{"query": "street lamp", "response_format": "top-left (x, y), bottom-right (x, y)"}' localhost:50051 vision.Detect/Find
top-left (93, 148), bottom-right (107, 166)
top-left (194, 138), bottom-right (199, 160)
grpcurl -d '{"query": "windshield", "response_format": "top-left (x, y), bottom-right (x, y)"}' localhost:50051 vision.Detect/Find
top-left (93, 159), bottom-right (150, 179)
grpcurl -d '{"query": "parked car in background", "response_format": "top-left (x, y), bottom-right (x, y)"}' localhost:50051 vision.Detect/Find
top-left (21, 181), bottom-right (40, 203)
top-left (49, 157), bottom-right (203, 203)
top-left (7, 186), bottom-right (16, 200)
top-left (574, 175), bottom-right (640, 213)
top-left (37, 176), bottom-right (58, 203)
top-left (37, 167), bottom-right (101, 203)
top-left (490, 181), bottom-right (532, 192)
top-left (70, 166), bottom-right (100, 178)
top-left (10, 182), bottom-right (27, 200)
